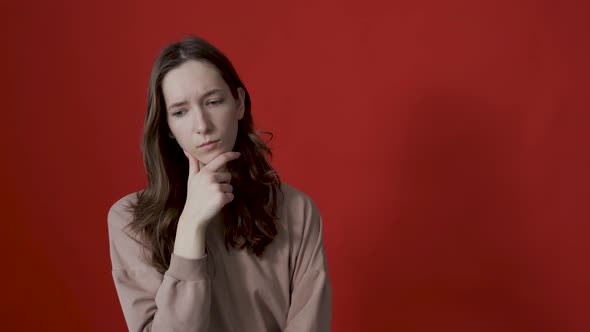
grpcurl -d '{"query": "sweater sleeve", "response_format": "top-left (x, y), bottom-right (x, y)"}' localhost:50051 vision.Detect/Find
top-left (107, 196), bottom-right (211, 332)
top-left (284, 196), bottom-right (332, 331)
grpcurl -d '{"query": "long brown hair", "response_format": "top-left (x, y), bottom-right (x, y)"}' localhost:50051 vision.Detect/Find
top-left (127, 36), bottom-right (282, 273)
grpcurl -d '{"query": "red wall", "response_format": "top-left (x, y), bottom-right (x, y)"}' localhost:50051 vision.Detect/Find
top-left (2, 0), bottom-right (589, 331)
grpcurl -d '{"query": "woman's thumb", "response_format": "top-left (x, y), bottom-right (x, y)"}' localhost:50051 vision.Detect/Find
top-left (183, 150), bottom-right (199, 174)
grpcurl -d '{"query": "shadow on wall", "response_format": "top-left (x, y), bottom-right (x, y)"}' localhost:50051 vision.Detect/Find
top-left (363, 91), bottom-right (561, 332)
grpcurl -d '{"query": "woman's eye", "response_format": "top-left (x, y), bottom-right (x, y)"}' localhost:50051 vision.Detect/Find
top-left (207, 99), bottom-right (224, 106)
top-left (172, 109), bottom-right (187, 117)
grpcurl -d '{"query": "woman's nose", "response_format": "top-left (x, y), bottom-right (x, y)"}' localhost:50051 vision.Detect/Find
top-left (193, 108), bottom-right (211, 134)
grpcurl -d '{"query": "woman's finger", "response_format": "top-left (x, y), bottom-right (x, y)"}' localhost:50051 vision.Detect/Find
top-left (219, 183), bottom-right (233, 193)
top-left (212, 172), bottom-right (232, 183)
top-left (202, 151), bottom-right (241, 172)
top-left (183, 149), bottom-right (198, 174)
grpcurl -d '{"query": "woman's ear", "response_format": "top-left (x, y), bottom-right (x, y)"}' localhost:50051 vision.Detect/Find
top-left (237, 87), bottom-right (245, 120)
top-left (168, 132), bottom-right (175, 139)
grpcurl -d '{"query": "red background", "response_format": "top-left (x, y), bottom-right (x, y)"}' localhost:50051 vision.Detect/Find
top-left (2, 0), bottom-right (589, 331)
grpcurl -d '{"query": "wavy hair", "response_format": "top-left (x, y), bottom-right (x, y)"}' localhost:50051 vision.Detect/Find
top-left (127, 36), bottom-right (282, 273)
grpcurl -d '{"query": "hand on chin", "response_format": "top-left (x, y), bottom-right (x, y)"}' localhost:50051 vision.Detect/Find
top-left (198, 150), bottom-right (231, 171)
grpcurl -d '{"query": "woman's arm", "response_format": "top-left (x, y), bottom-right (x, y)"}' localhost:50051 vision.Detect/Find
top-left (107, 152), bottom-right (238, 331)
top-left (108, 198), bottom-right (211, 332)
top-left (284, 197), bottom-right (332, 331)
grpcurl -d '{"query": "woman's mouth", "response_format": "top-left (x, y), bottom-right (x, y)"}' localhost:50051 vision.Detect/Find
top-left (198, 140), bottom-right (219, 150)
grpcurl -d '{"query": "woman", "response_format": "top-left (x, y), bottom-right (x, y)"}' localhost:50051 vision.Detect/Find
top-left (107, 36), bottom-right (332, 332)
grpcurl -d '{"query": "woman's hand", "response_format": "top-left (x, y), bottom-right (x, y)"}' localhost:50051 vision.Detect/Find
top-left (173, 149), bottom-right (240, 259)
top-left (180, 149), bottom-right (240, 230)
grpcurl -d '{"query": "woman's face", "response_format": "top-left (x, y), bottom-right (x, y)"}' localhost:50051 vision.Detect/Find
top-left (162, 60), bottom-right (245, 168)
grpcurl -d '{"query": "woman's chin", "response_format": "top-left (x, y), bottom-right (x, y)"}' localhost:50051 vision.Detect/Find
top-left (198, 149), bottom-right (230, 167)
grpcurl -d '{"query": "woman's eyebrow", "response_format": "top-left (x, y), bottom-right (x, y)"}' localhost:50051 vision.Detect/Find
top-left (167, 100), bottom-right (188, 110)
top-left (199, 88), bottom-right (222, 100)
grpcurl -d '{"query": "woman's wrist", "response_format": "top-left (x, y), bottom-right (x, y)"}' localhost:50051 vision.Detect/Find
top-left (173, 220), bottom-right (207, 259)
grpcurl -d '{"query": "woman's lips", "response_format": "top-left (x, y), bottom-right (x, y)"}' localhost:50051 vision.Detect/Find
top-left (198, 140), bottom-right (219, 150)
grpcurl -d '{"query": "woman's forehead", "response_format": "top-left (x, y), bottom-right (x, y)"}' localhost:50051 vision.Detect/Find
top-left (162, 60), bottom-right (228, 101)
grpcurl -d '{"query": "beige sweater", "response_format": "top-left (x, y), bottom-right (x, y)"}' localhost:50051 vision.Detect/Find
top-left (108, 183), bottom-right (331, 332)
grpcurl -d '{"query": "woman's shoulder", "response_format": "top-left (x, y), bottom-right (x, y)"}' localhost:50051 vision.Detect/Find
top-left (107, 190), bottom-right (153, 270)
top-left (107, 190), bottom-right (143, 230)
top-left (279, 182), bottom-right (322, 223)
top-left (277, 183), bottom-right (325, 258)
top-left (280, 181), bottom-right (315, 205)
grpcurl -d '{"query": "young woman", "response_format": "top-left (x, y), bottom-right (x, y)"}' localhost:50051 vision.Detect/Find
top-left (107, 36), bottom-right (331, 331)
